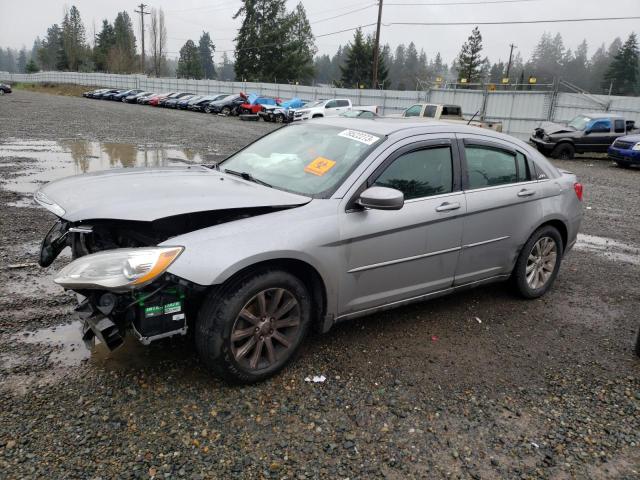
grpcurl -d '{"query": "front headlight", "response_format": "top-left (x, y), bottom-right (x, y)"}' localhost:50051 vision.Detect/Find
top-left (632, 142), bottom-right (640, 151)
top-left (54, 246), bottom-right (184, 291)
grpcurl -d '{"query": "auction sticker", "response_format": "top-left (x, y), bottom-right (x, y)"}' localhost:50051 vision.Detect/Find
top-left (338, 129), bottom-right (380, 145)
top-left (304, 157), bottom-right (336, 176)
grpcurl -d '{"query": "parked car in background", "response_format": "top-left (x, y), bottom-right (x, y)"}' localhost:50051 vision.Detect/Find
top-left (34, 118), bottom-right (582, 384)
top-left (400, 103), bottom-right (503, 132)
top-left (93, 89), bottom-right (124, 100)
top-left (113, 89), bottom-right (145, 102)
top-left (238, 94), bottom-right (281, 115)
top-left (530, 114), bottom-right (637, 159)
top-left (82, 88), bottom-right (109, 98)
top-left (101, 89), bottom-right (127, 101)
top-left (139, 92), bottom-right (171, 105)
top-left (259, 99), bottom-right (306, 123)
top-left (148, 92), bottom-right (175, 106)
top-left (190, 94), bottom-right (229, 112)
top-left (124, 91), bottom-right (153, 103)
top-left (341, 109), bottom-right (379, 119)
top-left (158, 92), bottom-right (194, 107)
top-left (177, 95), bottom-right (202, 109)
top-left (206, 94), bottom-right (246, 115)
top-left (608, 134), bottom-right (640, 168)
top-left (292, 98), bottom-right (378, 121)
top-left (163, 94), bottom-right (196, 109)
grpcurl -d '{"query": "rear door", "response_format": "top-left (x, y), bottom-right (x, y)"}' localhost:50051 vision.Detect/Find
top-left (454, 134), bottom-right (544, 285)
top-left (338, 136), bottom-right (466, 314)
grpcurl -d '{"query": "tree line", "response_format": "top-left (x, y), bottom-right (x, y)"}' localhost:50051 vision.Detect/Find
top-left (1, 2), bottom-right (639, 96)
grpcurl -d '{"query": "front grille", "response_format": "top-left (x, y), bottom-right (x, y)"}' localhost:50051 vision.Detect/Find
top-left (614, 140), bottom-right (635, 149)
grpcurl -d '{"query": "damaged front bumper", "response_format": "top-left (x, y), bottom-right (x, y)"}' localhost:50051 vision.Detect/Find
top-left (75, 281), bottom-right (199, 351)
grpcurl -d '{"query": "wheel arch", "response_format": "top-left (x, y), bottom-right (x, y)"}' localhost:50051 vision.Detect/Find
top-left (312, 113), bottom-right (324, 118)
top-left (214, 258), bottom-right (328, 334)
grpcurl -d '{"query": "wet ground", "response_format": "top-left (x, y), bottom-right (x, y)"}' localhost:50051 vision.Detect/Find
top-left (0, 90), bottom-right (639, 479)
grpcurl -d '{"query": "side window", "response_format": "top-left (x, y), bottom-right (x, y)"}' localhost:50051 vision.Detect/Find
top-left (374, 147), bottom-right (453, 200)
top-left (516, 152), bottom-right (531, 182)
top-left (589, 120), bottom-right (611, 133)
top-left (442, 106), bottom-right (461, 116)
top-left (424, 105), bottom-right (438, 117)
top-left (465, 145), bottom-right (517, 189)
top-left (404, 105), bottom-right (422, 117)
top-left (614, 119), bottom-right (625, 133)
top-left (336, 99), bottom-right (350, 107)
top-left (325, 100), bottom-right (337, 108)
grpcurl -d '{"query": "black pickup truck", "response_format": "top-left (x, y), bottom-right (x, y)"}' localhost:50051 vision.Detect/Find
top-left (530, 113), bottom-right (636, 159)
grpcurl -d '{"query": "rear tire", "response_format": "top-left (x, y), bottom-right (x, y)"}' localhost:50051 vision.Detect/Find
top-left (551, 143), bottom-right (575, 160)
top-left (195, 270), bottom-right (311, 384)
top-left (221, 106), bottom-right (231, 115)
top-left (512, 225), bottom-right (563, 299)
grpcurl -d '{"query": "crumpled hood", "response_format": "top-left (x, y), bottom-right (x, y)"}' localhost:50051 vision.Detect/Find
top-left (536, 121), bottom-right (576, 136)
top-left (35, 166), bottom-right (311, 222)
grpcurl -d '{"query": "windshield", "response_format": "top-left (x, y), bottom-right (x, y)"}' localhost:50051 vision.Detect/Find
top-left (568, 115), bottom-right (592, 130)
top-left (221, 124), bottom-right (384, 197)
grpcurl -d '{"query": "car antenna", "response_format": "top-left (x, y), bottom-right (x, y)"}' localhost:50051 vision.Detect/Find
top-left (467, 110), bottom-right (480, 125)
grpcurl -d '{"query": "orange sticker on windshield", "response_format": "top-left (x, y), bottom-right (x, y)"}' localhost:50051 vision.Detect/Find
top-left (304, 157), bottom-right (336, 176)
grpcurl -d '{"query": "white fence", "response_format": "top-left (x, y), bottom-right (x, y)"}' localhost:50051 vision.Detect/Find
top-left (3, 71), bottom-right (640, 140)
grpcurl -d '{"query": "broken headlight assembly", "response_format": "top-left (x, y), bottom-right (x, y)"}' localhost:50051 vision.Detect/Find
top-left (34, 190), bottom-right (65, 217)
top-left (54, 246), bottom-right (184, 291)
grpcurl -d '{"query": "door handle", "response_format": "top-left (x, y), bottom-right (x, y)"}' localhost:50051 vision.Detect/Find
top-left (435, 202), bottom-right (461, 212)
top-left (517, 189), bottom-right (536, 197)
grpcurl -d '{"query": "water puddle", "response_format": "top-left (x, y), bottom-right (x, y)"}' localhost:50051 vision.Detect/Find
top-left (0, 138), bottom-right (221, 194)
top-left (14, 323), bottom-right (91, 367)
top-left (575, 234), bottom-right (640, 267)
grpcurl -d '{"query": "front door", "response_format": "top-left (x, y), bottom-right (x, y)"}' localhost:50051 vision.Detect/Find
top-left (580, 118), bottom-right (615, 152)
top-left (454, 135), bottom-right (545, 285)
top-left (338, 138), bottom-right (465, 315)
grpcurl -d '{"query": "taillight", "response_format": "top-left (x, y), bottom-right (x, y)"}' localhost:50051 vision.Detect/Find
top-left (574, 182), bottom-right (583, 201)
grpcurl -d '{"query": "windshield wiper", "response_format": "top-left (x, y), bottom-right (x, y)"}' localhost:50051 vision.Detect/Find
top-left (224, 168), bottom-right (272, 188)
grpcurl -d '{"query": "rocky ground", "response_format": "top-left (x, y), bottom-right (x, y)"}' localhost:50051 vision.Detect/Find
top-left (0, 90), bottom-right (638, 479)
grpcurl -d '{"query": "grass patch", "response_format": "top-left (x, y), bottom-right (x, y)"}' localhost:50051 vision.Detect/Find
top-left (12, 82), bottom-right (103, 97)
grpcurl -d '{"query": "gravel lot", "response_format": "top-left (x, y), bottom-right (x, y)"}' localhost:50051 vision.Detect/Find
top-left (0, 90), bottom-right (639, 479)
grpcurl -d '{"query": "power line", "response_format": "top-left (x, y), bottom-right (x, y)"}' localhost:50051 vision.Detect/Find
top-left (386, 0), bottom-right (538, 5)
top-left (385, 16), bottom-right (640, 26)
top-left (312, 4), bottom-right (376, 25)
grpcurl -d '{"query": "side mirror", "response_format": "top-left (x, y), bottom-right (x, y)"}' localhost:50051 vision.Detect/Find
top-left (357, 186), bottom-right (404, 211)
top-left (584, 129), bottom-right (591, 135)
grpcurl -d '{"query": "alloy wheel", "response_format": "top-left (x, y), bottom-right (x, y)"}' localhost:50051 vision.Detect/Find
top-left (230, 288), bottom-right (301, 371)
top-left (526, 236), bottom-right (557, 289)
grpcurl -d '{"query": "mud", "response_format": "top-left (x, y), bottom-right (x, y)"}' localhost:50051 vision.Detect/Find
top-left (0, 90), bottom-right (638, 479)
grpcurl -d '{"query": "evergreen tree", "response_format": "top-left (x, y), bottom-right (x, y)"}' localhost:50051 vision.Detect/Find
top-left (392, 44), bottom-right (406, 89)
top-left (17, 48), bottom-right (28, 73)
top-left (38, 24), bottom-right (64, 70)
top-left (61, 6), bottom-right (87, 71)
top-left (94, 20), bottom-right (115, 71)
top-left (218, 52), bottom-right (235, 80)
top-left (177, 40), bottom-right (203, 79)
top-left (314, 54), bottom-right (332, 84)
top-left (109, 11), bottom-right (137, 73)
top-left (25, 58), bottom-right (39, 73)
top-left (340, 28), bottom-right (370, 88)
top-left (604, 33), bottom-right (640, 95)
top-left (284, 3), bottom-right (316, 83)
top-left (563, 40), bottom-right (589, 88)
top-left (198, 32), bottom-right (216, 79)
top-left (457, 27), bottom-right (483, 82)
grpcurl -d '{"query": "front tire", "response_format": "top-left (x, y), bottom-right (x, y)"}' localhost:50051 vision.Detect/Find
top-left (551, 143), bottom-right (575, 160)
top-left (221, 106), bottom-right (231, 115)
top-left (196, 270), bottom-right (311, 384)
top-left (512, 225), bottom-right (563, 299)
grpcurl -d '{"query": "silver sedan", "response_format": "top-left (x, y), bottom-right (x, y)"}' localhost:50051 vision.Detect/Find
top-left (36, 118), bottom-right (583, 383)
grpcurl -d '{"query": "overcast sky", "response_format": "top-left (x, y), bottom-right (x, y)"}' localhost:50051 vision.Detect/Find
top-left (1, 0), bottom-right (639, 65)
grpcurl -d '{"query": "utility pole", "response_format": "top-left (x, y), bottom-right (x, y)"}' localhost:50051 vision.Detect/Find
top-left (135, 3), bottom-right (150, 73)
top-left (372, 0), bottom-right (384, 89)
top-left (505, 43), bottom-right (516, 79)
